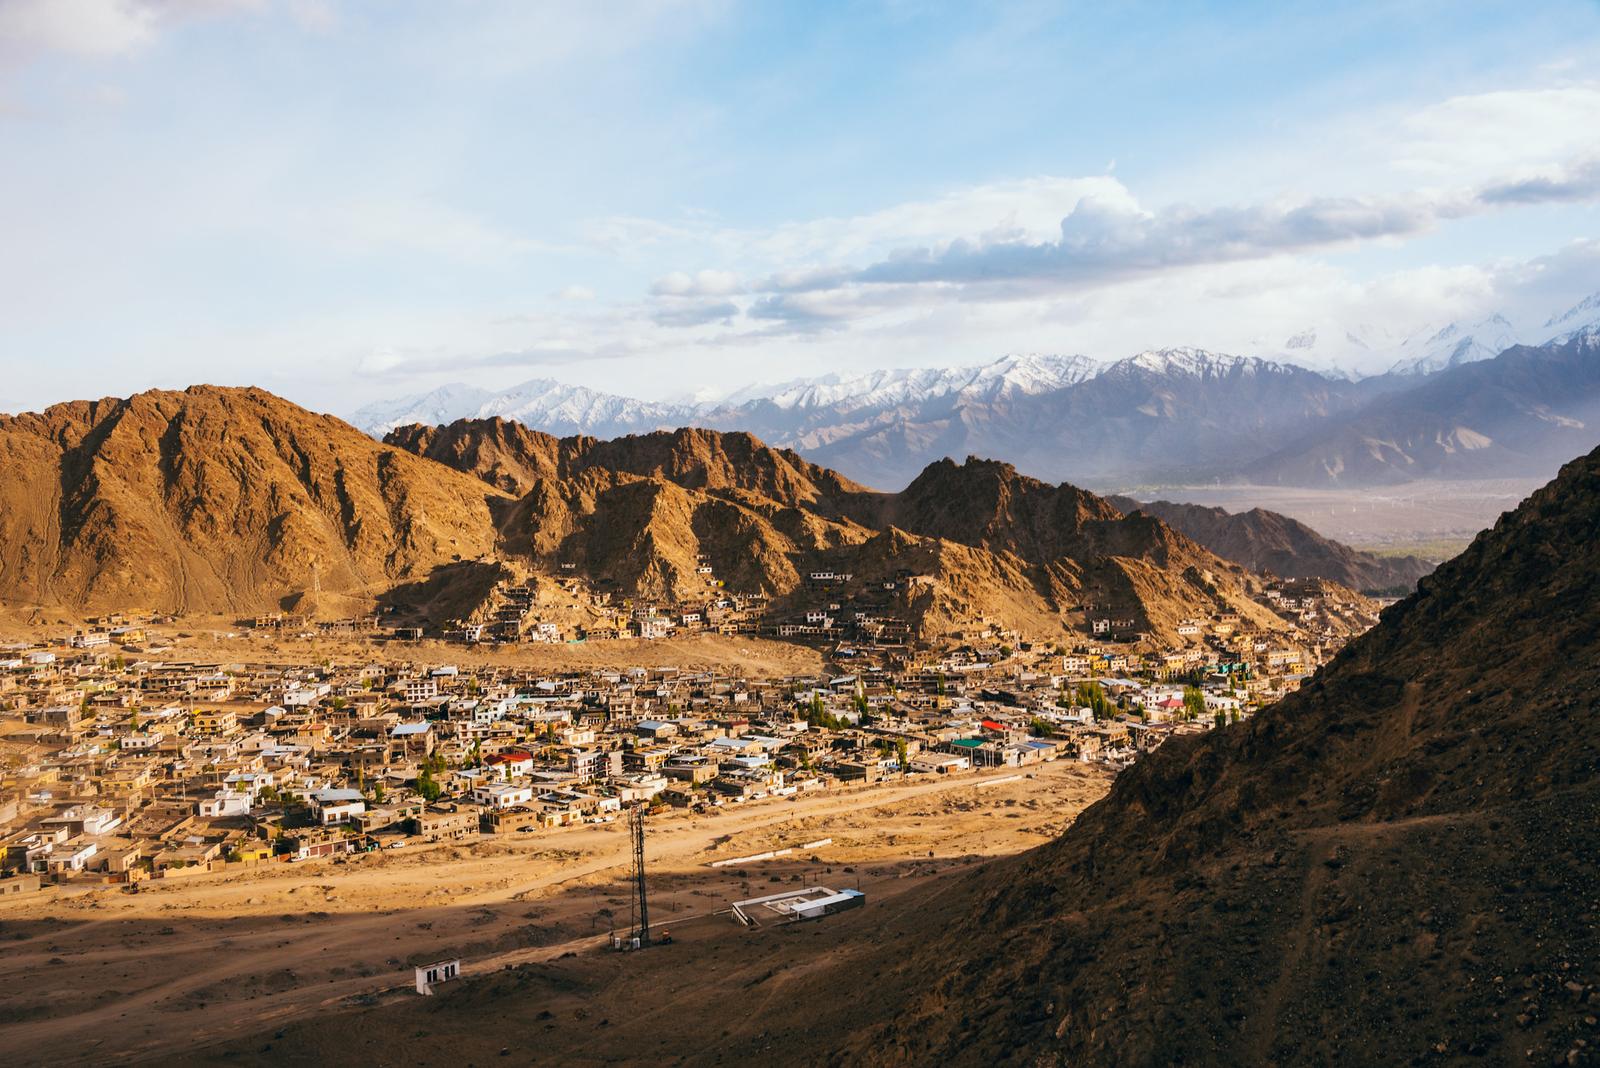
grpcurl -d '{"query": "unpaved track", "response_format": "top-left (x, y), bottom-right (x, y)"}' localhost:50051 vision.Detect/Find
top-left (0, 760), bottom-right (1111, 1066)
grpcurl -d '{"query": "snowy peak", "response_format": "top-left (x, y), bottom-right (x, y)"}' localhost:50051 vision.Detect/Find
top-left (352, 378), bottom-right (690, 437)
top-left (1388, 313), bottom-right (1521, 376)
top-left (1251, 321), bottom-right (1407, 379)
top-left (474, 378), bottom-right (690, 429)
top-left (350, 382), bottom-right (494, 437)
top-left (1114, 347), bottom-right (1298, 380)
top-left (1542, 291), bottom-right (1600, 344)
top-left (727, 352), bottom-right (1100, 412)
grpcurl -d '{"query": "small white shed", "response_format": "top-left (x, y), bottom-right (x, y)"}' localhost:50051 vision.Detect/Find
top-left (415, 958), bottom-right (462, 995)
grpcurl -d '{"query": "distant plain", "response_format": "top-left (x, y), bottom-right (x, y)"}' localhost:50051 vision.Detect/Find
top-left (1117, 478), bottom-right (1543, 558)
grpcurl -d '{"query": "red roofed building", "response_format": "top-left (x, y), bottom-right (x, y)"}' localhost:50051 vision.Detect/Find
top-left (485, 750), bottom-right (535, 779)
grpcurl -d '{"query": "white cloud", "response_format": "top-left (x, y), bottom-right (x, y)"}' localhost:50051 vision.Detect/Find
top-left (0, 0), bottom-right (160, 57)
top-left (1390, 86), bottom-right (1600, 182)
top-left (650, 268), bottom-right (741, 297)
top-left (0, 0), bottom-right (262, 60)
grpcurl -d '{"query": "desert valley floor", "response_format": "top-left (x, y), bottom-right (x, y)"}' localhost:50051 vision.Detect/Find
top-left (0, 750), bottom-right (1110, 1066)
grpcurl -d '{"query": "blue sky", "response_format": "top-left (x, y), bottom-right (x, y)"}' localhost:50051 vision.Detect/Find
top-left (2, 0), bottom-right (1599, 414)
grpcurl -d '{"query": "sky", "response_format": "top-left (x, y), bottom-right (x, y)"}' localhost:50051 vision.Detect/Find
top-left (2, 0), bottom-right (1599, 415)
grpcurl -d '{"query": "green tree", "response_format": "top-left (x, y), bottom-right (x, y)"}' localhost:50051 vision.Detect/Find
top-left (1028, 717), bottom-right (1055, 738)
top-left (894, 738), bottom-right (909, 771)
top-left (1182, 685), bottom-right (1206, 722)
top-left (1076, 681), bottom-right (1112, 721)
top-left (416, 768), bottom-right (442, 803)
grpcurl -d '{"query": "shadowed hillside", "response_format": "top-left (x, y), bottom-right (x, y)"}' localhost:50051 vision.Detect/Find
top-left (1108, 495), bottom-right (1435, 593)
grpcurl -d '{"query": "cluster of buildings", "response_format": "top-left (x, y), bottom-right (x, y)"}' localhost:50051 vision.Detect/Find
top-left (0, 577), bottom-right (1368, 893)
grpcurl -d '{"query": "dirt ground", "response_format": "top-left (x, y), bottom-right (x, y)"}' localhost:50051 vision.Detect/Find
top-left (0, 618), bottom-right (828, 678)
top-left (0, 759), bottom-right (1112, 1066)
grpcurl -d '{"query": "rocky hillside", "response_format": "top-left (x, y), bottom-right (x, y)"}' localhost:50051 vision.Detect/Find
top-left (0, 386), bottom-right (508, 615)
top-left (769, 439), bottom-right (1600, 1064)
top-left (389, 424), bottom-right (1313, 643)
top-left (0, 387), bottom-right (1348, 644)
top-left (1108, 495), bottom-right (1434, 593)
top-left (208, 441), bottom-right (1600, 1068)
top-left (387, 420), bottom-right (867, 505)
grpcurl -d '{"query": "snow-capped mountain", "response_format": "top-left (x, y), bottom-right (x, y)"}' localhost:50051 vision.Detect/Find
top-left (352, 378), bottom-right (693, 438)
top-left (1387, 314), bottom-right (1521, 376)
top-left (351, 383), bottom-right (494, 437)
top-left (720, 352), bottom-right (1100, 411)
top-left (353, 354), bottom-right (1103, 437)
top-left (1106, 347), bottom-right (1310, 381)
top-left (1541, 291), bottom-right (1600, 344)
top-left (472, 378), bottom-right (694, 434)
top-left (349, 292), bottom-right (1600, 488)
top-left (1253, 322), bottom-right (1404, 380)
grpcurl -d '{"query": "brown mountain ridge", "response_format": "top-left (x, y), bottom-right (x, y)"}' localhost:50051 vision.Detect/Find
top-left (0, 386), bottom-right (507, 616)
top-left (0, 387), bottom-right (1350, 645)
top-left (387, 417), bottom-right (1326, 642)
top-left (201, 439), bottom-right (1600, 1068)
top-left (1108, 494), bottom-right (1435, 594)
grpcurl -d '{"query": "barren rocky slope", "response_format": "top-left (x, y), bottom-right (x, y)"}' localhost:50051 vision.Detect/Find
top-left (0, 386), bottom-right (1351, 644)
top-left (389, 423), bottom-right (1312, 643)
top-left (198, 444), bottom-right (1600, 1068)
top-left (779, 441), bottom-right (1600, 1064)
top-left (0, 386), bottom-right (508, 615)
top-left (1108, 495), bottom-right (1435, 593)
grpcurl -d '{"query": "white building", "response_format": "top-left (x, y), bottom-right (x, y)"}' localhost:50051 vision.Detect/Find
top-left (198, 791), bottom-right (252, 818)
top-left (308, 787), bottom-right (367, 825)
top-left (415, 958), bottom-right (462, 995)
top-left (472, 783), bottom-right (534, 809)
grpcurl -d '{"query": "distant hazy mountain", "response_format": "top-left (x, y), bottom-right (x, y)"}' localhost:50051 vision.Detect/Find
top-left (1246, 326), bottom-right (1600, 485)
top-left (352, 379), bottom-right (690, 439)
top-left (1253, 321), bottom-right (1403, 379)
top-left (351, 382), bottom-right (496, 437)
top-left (1386, 313), bottom-right (1521, 377)
top-left (800, 347), bottom-right (1399, 488)
top-left (1541, 291), bottom-right (1600, 343)
top-left (719, 352), bottom-right (1100, 410)
top-left (352, 292), bottom-right (1600, 489)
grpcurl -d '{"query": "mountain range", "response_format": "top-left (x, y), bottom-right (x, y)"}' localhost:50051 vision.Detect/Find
top-left (0, 386), bottom-right (1362, 645)
top-left (219, 410), bottom-right (1600, 1068)
top-left (352, 293), bottom-right (1600, 491)
top-left (784, 433), bottom-right (1600, 1065)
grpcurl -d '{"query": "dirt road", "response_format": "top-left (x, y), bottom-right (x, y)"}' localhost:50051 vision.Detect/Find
top-left (0, 759), bottom-right (1111, 1065)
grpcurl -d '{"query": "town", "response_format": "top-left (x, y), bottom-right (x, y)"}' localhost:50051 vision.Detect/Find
top-left (0, 571), bottom-right (1377, 889)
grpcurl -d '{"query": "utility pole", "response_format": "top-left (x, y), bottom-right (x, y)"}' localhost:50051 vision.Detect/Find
top-left (630, 806), bottom-right (650, 946)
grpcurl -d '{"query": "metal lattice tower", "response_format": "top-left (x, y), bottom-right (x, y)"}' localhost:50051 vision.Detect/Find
top-left (629, 806), bottom-right (650, 946)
